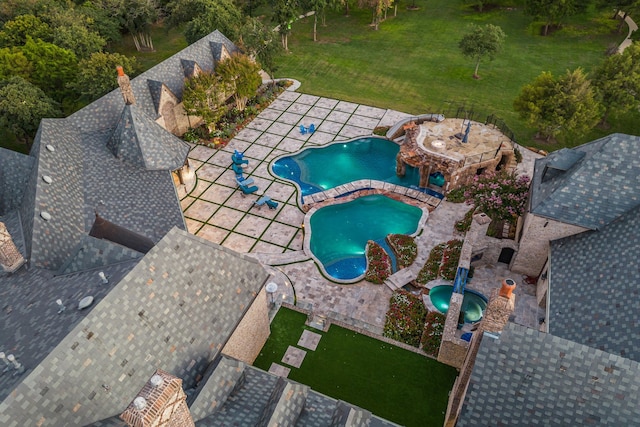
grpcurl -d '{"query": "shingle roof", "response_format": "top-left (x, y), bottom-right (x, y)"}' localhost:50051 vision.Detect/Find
top-left (548, 204), bottom-right (640, 362)
top-left (0, 228), bottom-right (269, 427)
top-left (529, 133), bottom-right (640, 229)
top-left (107, 104), bottom-right (189, 171)
top-left (457, 323), bottom-right (640, 426)
top-left (0, 147), bottom-right (34, 215)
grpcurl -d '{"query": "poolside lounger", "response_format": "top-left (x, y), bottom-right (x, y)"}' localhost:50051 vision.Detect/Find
top-left (231, 163), bottom-right (245, 174)
top-left (239, 184), bottom-right (259, 196)
top-left (232, 152), bottom-right (249, 165)
top-left (299, 124), bottom-right (307, 135)
top-left (308, 123), bottom-right (316, 133)
top-left (235, 176), bottom-right (254, 187)
top-left (254, 195), bottom-right (278, 210)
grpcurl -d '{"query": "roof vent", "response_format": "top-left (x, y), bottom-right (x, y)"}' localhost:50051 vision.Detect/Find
top-left (42, 175), bottom-right (52, 184)
top-left (46, 144), bottom-right (55, 152)
top-left (133, 396), bottom-right (147, 410)
top-left (40, 211), bottom-right (51, 221)
top-left (150, 374), bottom-right (164, 387)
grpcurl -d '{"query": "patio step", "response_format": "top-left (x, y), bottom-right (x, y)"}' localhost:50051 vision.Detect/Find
top-left (384, 233), bottom-right (431, 291)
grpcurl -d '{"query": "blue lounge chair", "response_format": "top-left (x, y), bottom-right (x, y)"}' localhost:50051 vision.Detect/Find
top-left (231, 163), bottom-right (244, 175)
top-left (254, 195), bottom-right (278, 210)
top-left (308, 123), bottom-right (316, 133)
top-left (232, 152), bottom-right (249, 165)
top-left (239, 184), bottom-right (259, 196)
top-left (235, 176), bottom-right (254, 187)
top-left (299, 124), bottom-right (307, 135)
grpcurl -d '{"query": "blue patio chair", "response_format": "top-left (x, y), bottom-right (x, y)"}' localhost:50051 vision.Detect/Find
top-left (254, 195), bottom-right (278, 210)
top-left (308, 123), bottom-right (316, 133)
top-left (231, 163), bottom-right (245, 175)
top-left (232, 151), bottom-right (249, 165)
top-left (239, 184), bottom-right (259, 196)
top-left (235, 176), bottom-right (254, 187)
top-left (265, 198), bottom-right (278, 210)
top-left (299, 124), bottom-right (307, 135)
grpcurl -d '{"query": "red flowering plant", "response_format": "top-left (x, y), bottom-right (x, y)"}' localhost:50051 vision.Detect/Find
top-left (364, 240), bottom-right (392, 284)
top-left (387, 234), bottom-right (418, 269)
top-left (464, 170), bottom-right (531, 222)
top-left (422, 311), bottom-right (446, 357)
top-left (383, 290), bottom-right (428, 347)
top-left (416, 243), bottom-right (445, 284)
top-left (415, 240), bottom-right (463, 285)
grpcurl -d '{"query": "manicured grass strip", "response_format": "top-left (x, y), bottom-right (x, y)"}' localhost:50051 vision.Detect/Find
top-left (254, 307), bottom-right (458, 427)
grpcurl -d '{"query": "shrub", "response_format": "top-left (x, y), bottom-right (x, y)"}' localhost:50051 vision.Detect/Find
top-left (464, 171), bottom-right (530, 222)
top-left (514, 146), bottom-right (522, 163)
top-left (373, 125), bottom-right (390, 136)
top-left (383, 290), bottom-right (428, 347)
top-left (422, 311), bottom-right (446, 357)
top-left (455, 207), bottom-right (475, 233)
top-left (387, 234), bottom-right (417, 268)
top-left (440, 240), bottom-right (463, 280)
top-left (416, 243), bottom-right (445, 284)
top-left (364, 240), bottom-right (392, 284)
top-left (446, 186), bottom-right (467, 203)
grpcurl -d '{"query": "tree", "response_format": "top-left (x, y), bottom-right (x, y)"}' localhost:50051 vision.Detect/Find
top-left (182, 71), bottom-right (228, 131)
top-left (0, 76), bottom-right (61, 148)
top-left (0, 14), bottom-right (51, 47)
top-left (122, 0), bottom-right (158, 51)
top-left (514, 69), bottom-right (602, 142)
top-left (304, 0), bottom-right (328, 41)
top-left (20, 37), bottom-right (78, 102)
top-left (458, 24), bottom-right (506, 79)
top-left (215, 54), bottom-right (262, 111)
top-left (0, 47), bottom-right (32, 80)
top-left (166, 0), bottom-right (243, 44)
top-left (69, 52), bottom-right (138, 101)
top-left (238, 17), bottom-right (281, 77)
top-left (51, 23), bottom-right (106, 59)
top-left (524, 0), bottom-right (577, 36)
top-left (464, 171), bottom-right (531, 222)
top-left (273, 0), bottom-right (299, 51)
top-left (592, 42), bottom-right (640, 124)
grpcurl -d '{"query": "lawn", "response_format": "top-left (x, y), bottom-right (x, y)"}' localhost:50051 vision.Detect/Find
top-left (273, 0), bottom-right (640, 148)
top-left (253, 307), bottom-right (458, 427)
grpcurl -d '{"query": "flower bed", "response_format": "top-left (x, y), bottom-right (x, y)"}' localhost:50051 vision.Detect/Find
top-left (421, 311), bottom-right (446, 357)
top-left (415, 239), bottom-right (463, 285)
top-left (383, 290), bottom-right (428, 348)
top-left (386, 234), bottom-right (417, 269)
top-left (364, 240), bottom-right (392, 284)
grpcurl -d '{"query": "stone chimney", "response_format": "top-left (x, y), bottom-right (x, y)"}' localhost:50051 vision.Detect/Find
top-left (481, 278), bottom-right (516, 333)
top-left (120, 369), bottom-right (194, 427)
top-left (116, 66), bottom-right (136, 105)
top-left (0, 222), bottom-right (25, 273)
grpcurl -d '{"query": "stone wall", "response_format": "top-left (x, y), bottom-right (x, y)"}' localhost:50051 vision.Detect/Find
top-left (222, 288), bottom-right (270, 364)
top-left (536, 259), bottom-right (550, 308)
top-left (437, 294), bottom-right (469, 368)
top-left (482, 289), bottom-right (515, 333)
top-left (447, 147), bottom-right (514, 194)
top-left (511, 213), bottom-right (587, 276)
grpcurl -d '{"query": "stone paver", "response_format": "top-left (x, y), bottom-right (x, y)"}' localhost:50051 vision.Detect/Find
top-left (268, 363), bottom-right (291, 377)
top-left (182, 90), bottom-right (541, 335)
top-left (297, 330), bottom-right (322, 351)
top-left (282, 346), bottom-right (306, 368)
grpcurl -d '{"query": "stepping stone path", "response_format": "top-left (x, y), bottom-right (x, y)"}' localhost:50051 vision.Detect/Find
top-left (268, 363), bottom-right (291, 378)
top-left (282, 345), bottom-right (307, 368)
top-left (297, 330), bottom-right (322, 351)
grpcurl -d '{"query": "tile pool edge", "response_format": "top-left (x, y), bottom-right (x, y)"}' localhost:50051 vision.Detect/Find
top-left (302, 196), bottom-right (430, 285)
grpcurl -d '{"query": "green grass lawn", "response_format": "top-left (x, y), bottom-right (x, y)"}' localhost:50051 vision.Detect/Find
top-left (253, 307), bottom-right (458, 427)
top-left (274, 1), bottom-right (640, 148)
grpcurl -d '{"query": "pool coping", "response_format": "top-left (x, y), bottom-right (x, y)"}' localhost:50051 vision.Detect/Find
top-left (302, 193), bottom-right (430, 284)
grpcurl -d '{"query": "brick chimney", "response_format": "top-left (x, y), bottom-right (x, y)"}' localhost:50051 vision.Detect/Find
top-left (120, 369), bottom-right (194, 427)
top-left (481, 278), bottom-right (517, 334)
top-left (116, 66), bottom-right (136, 105)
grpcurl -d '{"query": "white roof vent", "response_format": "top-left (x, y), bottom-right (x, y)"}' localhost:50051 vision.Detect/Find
top-left (46, 144), bottom-right (55, 152)
top-left (150, 374), bottom-right (164, 387)
top-left (40, 211), bottom-right (51, 221)
top-left (133, 396), bottom-right (147, 410)
top-left (42, 175), bottom-right (52, 184)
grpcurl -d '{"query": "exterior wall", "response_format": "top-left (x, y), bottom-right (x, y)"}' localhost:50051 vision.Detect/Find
top-left (536, 259), bottom-right (550, 307)
top-left (222, 288), bottom-right (271, 364)
top-left (437, 294), bottom-right (469, 369)
top-left (448, 148), bottom-right (514, 194)
top-left (511, 213), bottom-right (588, 276)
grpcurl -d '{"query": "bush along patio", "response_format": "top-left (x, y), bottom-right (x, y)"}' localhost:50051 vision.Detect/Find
top-left (383, 290), bottom-right (427, 347)
top-left (364, 234), bottom-right (417, 284)
top-left (416, 239), bottom-right (464, 285)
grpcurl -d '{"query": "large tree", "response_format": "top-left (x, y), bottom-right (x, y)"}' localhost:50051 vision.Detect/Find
top-left (182, 71), bottom-right (228, 131)
top-left (0, 14), bottom-right (51, 47)
top-left (513, 68), bottom-right (601, 142)
top-left (69, 52), bottom-right (138, 101)
top-left (122, 0), bottom-right (158, 51)
top-left (458, 23), bottom-right (506, 79)
top-left (525, 0), bottom-right (577, 36)
top-left (303, 0), bottom-right (328, 40)
top-left (0, 76), bottom-right (61, 148)
top-left (592, 41), bottom-right (640, 124)
top-left (0, 47), bottom-right (32, 80)
top-left (273, 0), bottom-right (299, 51)
top-left (238, 17), bottom-right (281, 77)
top-left (166, 0), bottom-right (243, 44)
top-left (215, 54), bottom-right (262, 111)
top-left (20, 36), bottom-right (78, 101)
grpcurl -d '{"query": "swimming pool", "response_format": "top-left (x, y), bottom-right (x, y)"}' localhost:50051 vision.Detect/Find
top-left (272, 137), bottom-right (422, 199)
top-left (305, 194), bottom-right (426, 282)
top-left (429, 285), bottom-right (488, 323)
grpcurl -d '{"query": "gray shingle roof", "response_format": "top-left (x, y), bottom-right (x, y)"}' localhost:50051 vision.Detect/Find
top-left (57, 235), bottom-right (143, 275)
top-left (0, 228), bottom-right (269, 427)
top-left (548, 204), bottom-right (640, 362)
top-left (0, 147), bottom-right (34, 215)
top-left (107, 104), bottom-right (189, 171)
top-left (457, 323), bottom-right (640, 426)
top-left (529, 133), bottom-right (640, 229)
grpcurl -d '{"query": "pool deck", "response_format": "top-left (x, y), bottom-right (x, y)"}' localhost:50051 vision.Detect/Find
top-left (179, 86), bottom-right (542, 335)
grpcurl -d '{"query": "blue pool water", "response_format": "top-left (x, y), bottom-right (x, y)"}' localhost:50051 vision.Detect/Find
top-left (429, 285), bottom-right (488, 323)
top-left (309, 195), bottom-right (422, 281)
top-left (272, 137), bottom-right (423, 198)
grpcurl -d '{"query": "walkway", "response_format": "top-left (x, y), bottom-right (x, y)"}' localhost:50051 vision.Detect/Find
top-left (617, 11), bottom-right (638, 53)
top-left (180, 87), bottom-right (541, 334)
